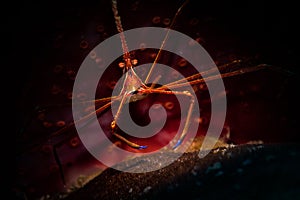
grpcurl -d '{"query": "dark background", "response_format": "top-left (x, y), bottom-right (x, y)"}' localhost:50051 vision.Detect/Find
top-left (11, 0), bottom-right (299, 83)
top-left (12, 0), bottom-right (299, 147)
top-left (9, 0), bottom-right (299, 199)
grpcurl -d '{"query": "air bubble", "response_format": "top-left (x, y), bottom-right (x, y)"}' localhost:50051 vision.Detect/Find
top-left (195, 117), bottom-right (207, 125)
top-left (43, 121), bottom-right (53, 128)
top-left (163, 18), bottom-right (171, 26)
top-left (150, 53), bottom-right (157, 59)
top-left (89, 51), bottom-right (97, 59)
top-left (53, 65), bottom-right (63, 73)
top-left (108, 81), bottom-right (117, 89)
top-left (188, 39), bottom-right (197, 46)
top-left (152, 16), bottom-right (161, 24)
top-left (178, 58), bottom-right (187, 67)
top-left (189, 17), bottom-right (199, 26)
top-left (96, 25), bottom-right (104, 33)
top-left (70, 137), bottom-right (80, 147)
top-left (199, 84), bottom-right (207, 90)
top-left (192, 85), bottom-right (199, 92)
top-left (152, 103), bottom-right (162, 110)
top-left (131, 59), bottom-right (138, 65)
top-left (102, 32), bottom-right (109, 39)
top-left (189, 37), bottom-right (204, 46)
top-left (195, 37), bottom-right (203, 43)
top-left (139, 43), bottom-right (146, 50)
top-left (56, 120), bottom-right (66, 127)
top-left (114, 141), bottom-right (122, 147)
top-left (80, 40), bottom-right (89, 49)
top-left (37, 113), bottom-right (46, 121)
top-left (164, 101), bottom-right (174, 110)
top-left (118, 62), bottom-right (125, 68)
top-left (67, 92), bottom-right (73, 100)
top-left (67, 69), bottom-right (76, 80)
top-left (51, 84), bottom-right (61, 95)
top-left (223, 126), bottom-right (231, 139)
